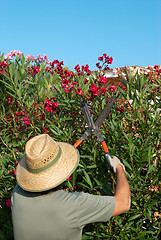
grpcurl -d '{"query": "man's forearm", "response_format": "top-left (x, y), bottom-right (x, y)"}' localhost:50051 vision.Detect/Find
top-left (115, 164), bottom-right (130, 203)
top-left (112, 164), bottom-right (130, 216)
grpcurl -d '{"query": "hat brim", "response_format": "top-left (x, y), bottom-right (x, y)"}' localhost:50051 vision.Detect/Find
top-left (16, 142), bottom-right (80, 192)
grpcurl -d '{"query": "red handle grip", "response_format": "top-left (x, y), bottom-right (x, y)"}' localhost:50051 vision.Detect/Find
top-left (73, 139), bottom-right (82, 148)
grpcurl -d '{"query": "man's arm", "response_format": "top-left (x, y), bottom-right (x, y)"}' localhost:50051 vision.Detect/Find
top-left (106, 155), bottom-right (131, 216)
top-left (112, 164), bottom-right (130, 216)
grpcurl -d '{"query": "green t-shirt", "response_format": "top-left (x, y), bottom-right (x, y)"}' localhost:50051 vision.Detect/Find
top-left (11, 185), bottom-right (115, 240)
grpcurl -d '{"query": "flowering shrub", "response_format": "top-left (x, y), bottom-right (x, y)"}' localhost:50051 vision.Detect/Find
top-left (0, 51), bottom-right (160, 239)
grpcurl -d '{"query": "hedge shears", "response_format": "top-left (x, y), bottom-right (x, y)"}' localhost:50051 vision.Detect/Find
top-left (73, 95), bottom-right (115, 160)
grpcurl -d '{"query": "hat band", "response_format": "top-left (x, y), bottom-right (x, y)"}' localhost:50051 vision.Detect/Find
top-left (26, 146), bottom-right (62, 173)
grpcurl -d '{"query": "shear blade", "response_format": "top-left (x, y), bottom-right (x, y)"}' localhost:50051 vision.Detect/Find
top-left (81, 97), bottom-right (95, 131)
top-left (95, 95), bottom-right (115, 129)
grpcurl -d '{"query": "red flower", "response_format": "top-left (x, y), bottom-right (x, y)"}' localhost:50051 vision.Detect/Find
top-left (21, 111), bottom-right (26, 116)
top-left (45, 105), bottom-right (53, 113)
top-left (64, 88), bottom-right (70, 93)
top-left (45, 66), bottom-right (50, 71)
top-left (6, 96), bottom-right (13, 103)
top-left (33, 67), bottom-right (40, 75)
top-left (99, 76), bottom-right (108, 84)
top-left (90, 84), bottom-right (98, 92)
top-left (96, 62), bottom-right (102, 69)
top-left (43, 126), bottom-right (47, 131)
top-left (51, 60), bottom-right (59, 66)
top-left (98, 56), bottom-right (103, 61)
top-left (72, 82), bottom-right (78, 86)
top-left (22, 117), bottom-right (30, 125)
top-left (76, 87), bottom-right (82, 94)
top-left (52, 102), bottom-right (59, 109)
top-left (74, 64), bottom-right (80, 72)
top-left (6, 199), bottom-right (11, 207)
top-left (67, 174), bottom-right (73, 180)
top-left (109, 85), bottom-right (116, 92)
top-left (108, 57), bottom-right (113, 64)
top-left (14, 150), bottom-right (19, 154)
top-left (16, 101), bottom-right (20, 106)
top-left (122, 85), bottom-right (126, 90)
top-left (28, 66), bottom-right (40, 75)
top-left (15, 111), bottom-right (21, 116)
top-left (39, 114), bottom-right (45, 120)
top-left (118, 107), bottom-right (124, 113)
top-left (90, 84), bottom-right (99, 95)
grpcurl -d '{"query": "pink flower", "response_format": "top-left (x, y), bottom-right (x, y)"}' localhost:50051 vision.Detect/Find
top-left (7, 116), bottom-right (11, 119)
top-left (6, 199), bottom-right (11, 207)
top-left (26, 55), bottom-right (35, 61)
top-left (17, 50), bottom-right (22, 57)
top-left (14, 170), bottom-right (16, 175)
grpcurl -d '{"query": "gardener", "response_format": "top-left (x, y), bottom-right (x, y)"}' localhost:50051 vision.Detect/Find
top-left (11, 134), bottom-right (130, 240)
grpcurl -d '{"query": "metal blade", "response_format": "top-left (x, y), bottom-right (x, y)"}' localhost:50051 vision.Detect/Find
top-left (81, 97), bottom-right (95, 131)
top-left (95, 95), bottom-right (115, 129)
top-left (80, 129), bottom-right (91, 141)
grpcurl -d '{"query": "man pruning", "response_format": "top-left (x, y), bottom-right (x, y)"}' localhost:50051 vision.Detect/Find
top-left (11, 96), bottom-right (130, 240)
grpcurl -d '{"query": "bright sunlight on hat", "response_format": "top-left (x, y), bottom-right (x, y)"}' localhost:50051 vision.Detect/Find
top-left (16, 134), bottom-right (80, 192)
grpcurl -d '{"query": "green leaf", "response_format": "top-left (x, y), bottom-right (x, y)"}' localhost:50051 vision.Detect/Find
top-left (9, 62), bottom-right (14, 79)
top-left (122, 159), bottom-right (132, 170)
top-left (82, 169), bottom-right (93, 188)
top-left (128, 214), bottom-right (142, 221)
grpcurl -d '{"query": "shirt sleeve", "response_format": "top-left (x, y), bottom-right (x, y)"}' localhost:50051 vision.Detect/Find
top-left (76, 192), bottom-right (115, 228)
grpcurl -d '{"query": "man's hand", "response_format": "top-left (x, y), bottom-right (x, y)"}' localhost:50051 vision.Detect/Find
top-left (105, 154), bottom-right (125, 173)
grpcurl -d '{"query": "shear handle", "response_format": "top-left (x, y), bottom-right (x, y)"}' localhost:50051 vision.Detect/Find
top-left (101, 141), bottom-right (110, 154)
top-left (73, 139), bottom-right (82, 148)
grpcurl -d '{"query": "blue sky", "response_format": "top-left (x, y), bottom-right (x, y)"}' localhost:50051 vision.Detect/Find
top-left (1, 0), bottom-right (160, 70)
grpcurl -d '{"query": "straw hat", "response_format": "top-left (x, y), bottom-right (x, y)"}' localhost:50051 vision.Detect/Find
top-left (16, 134), bottom-right (80, 192)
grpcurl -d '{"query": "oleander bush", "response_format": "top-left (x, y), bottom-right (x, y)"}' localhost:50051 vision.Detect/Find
top-left (0, 51), bottom-right (160, 239)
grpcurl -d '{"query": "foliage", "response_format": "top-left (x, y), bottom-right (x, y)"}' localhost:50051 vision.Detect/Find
top-left (0, 51), bottom-right (160, 239)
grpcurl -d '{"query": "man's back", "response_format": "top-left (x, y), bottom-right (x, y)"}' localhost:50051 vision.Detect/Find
top-left (11, 185), bottom-right (115, 240)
